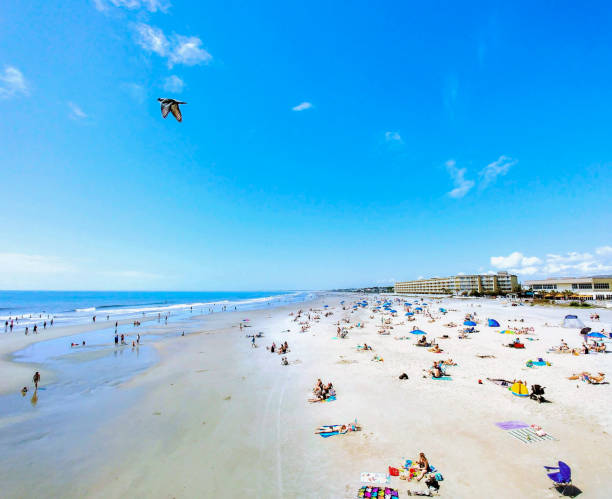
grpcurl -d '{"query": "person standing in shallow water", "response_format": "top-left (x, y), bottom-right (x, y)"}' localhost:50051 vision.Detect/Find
top-left (33, 371), bottom-right (40, 390)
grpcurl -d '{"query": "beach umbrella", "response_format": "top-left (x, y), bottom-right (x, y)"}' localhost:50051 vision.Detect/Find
top-left (409, 329), bottom-right (427, 335)
top-left (390, 309), bottom-right (397, 314)
top-left (415, 307), bottom-right (423, 311)
top-left (587, 332), bottom-right (607, 338)
top-left (439, 308), bottom-right (447, 313)
top-left (500, 329), bottom-right (516, 334)
top-left (580, 327), bottom-right (591, 335)
top-left (324, 305), bottom-right (329, 308)
top-left (405, 312), bottom-right (414, 316)
top-left (464, 320), bottom-right (477, 326)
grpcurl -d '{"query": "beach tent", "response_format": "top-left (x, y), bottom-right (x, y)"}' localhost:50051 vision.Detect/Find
top-left (510, 382), bottom-right (529, 397)
top-left (488, 319), bottom-right (500, 327)
top-left (409, 329), bottom-right (426, 335)
top-left (464, 320), bottom-right (477, 326)
top-left (587, 332), bottom-right (607, 339)
top-left (562, 315), bottom-right (585, 329)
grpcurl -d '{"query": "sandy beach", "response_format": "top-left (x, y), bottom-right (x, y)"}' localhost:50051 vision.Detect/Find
top-left (1, 293), bottom-right (612, 498)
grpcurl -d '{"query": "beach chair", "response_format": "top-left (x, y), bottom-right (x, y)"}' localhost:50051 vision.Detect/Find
top-left (544, 461), bottom-right (572, 496)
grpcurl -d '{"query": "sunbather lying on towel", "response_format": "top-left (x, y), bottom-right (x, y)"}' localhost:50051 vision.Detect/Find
top-left (315, 422), bottom-right (361, 434)
top-left (568, 372), bottom-right (606, 383)
top-left (428, 344), bottom-right (442, 353)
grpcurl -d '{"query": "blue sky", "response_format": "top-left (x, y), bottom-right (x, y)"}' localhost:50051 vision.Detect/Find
top-left (1, 1), bottom-right (611, 290)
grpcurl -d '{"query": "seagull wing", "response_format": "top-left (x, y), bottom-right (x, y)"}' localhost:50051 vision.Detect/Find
top-left (161, 102), bottom-right (171, 119)
top-left (170, 103), bottom-right (183, 122)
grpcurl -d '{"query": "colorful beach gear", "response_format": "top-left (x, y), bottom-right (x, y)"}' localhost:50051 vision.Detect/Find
top-left (510, 382), bottom-right (529, 397)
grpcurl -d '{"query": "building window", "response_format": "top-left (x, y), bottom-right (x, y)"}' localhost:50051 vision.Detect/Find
top-left (594, 283), bottom-right (610, 289)
top-left (578, 283), bottom-right (592, 289)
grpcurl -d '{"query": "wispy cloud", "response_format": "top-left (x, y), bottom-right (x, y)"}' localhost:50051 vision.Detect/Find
top-left (292, 101), bottom-right (312, 112)
top-left (68, 102), bottom-right (88, 120)
top-left (0, 253), bottom-right (74, 274)
top-left (0, 66), bottom-right (28, 99)
top-left (384, 131), bottom-right (403, 143)
top-left (163, 75), bottom-right (184, 93)
top-left (446, 159), bottom-right (475, 198)
top-left (490, 246), bottom-right (612, 276)
top-left (133, 23), bottom-right (212, 68)
top-left (480, 155), bottom-right (517, 188)
top-left (94, 0), bottom-right (171, 13)
top-left (122, 82), bottom-right (147, 103)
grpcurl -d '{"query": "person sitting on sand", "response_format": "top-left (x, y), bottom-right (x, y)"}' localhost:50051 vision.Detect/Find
top-left (428, 343), bottom-right (442, 353)
top-left (417, 335), bottom-right (428, 345)
top-left (559, 340), bottom-right (569, 351)
top-left (414, 452), bottom-right (430, 481)
top-left (21, 386), bottom-right (28, 395)
top-left (363, 343), bottom-right (372, 351)
top-left (425, 363), bottom-right (443, 378)
top-left (281, 356), bottom-right (288, 366)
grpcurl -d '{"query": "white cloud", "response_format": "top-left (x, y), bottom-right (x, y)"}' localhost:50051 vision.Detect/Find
top-left (446, 159), bottom-right (475, 198)
top-left (163, 75), bottom-right (184, 93)
top-left (94, 0), bottom-right (170, 12)
top-left (133, 24), bottom-right (211, 67)
top-left (0, 66), bottom-right (28, 99)
top-left (169, 36), bottom-right (212, 67)
top-left (490, 248), bottom-right (612, 277)
top-left (292, 101), bottom-right (312, 112)
top-left (134, 23), bottom-right (170, 56)
top-left (384, 131), bottom-right (402, 143)
top-left (480, 155), bottom-right (517, 188)
top-left (68, 102), bottom-right (87, 120)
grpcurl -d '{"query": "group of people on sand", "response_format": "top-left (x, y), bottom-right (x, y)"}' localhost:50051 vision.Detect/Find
top-left (267, 341), bottom-right (289, 355)
top-left (309, 378), bottom-right (336, 402)
top-left (424, 361), bottom-right (448, 379)
top-left (552, 339), bottom-right (606, 355)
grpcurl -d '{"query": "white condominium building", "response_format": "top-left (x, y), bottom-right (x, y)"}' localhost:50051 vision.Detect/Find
top-left (394, 272), bottom-right (518, 295)
top-left (524, 275), bottom-right (612, 301)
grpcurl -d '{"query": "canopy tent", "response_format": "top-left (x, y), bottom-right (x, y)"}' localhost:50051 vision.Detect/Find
top-left (464, 320), bottom-right (477, 326)
top-left (562, 315), bottom-right (585, 329)
top-left (488, 319), bottom-right (500, 327)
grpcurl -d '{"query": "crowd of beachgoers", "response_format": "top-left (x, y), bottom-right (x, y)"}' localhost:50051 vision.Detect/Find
top-left (237, 294), bottom-right (611, 497)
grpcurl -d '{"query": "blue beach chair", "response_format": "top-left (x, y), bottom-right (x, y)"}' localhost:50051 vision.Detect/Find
top-left (544, 461), bottom-right (573, 496)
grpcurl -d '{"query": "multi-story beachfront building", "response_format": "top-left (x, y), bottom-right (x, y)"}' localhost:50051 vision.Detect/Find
top-left (524, 275), bottom-right (612, 301)
top-left (394, 272), bottom-right (518, 295)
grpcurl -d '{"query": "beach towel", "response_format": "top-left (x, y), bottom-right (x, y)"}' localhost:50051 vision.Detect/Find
top-left (323, 395), bottom-right (336, 402)
top-left (495, 421), bottom-right (529, 430)
top-left (431, 376), bottom-right (452, 381)
top-left (506, 427), bottom-right (556, 444)
top-left (318, 431), bottom-right (339, 438)
top-left (360, 472), bottom-right (390, 484)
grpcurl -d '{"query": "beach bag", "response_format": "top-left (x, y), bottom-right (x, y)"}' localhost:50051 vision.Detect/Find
top-left (434, 473), bottom-right (443, 481)
top-left (388, 466), bottom-right (399, 476)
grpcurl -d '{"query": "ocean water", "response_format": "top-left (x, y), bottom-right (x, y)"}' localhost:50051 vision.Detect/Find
top-left (0, 290), bottom-right (312, 327)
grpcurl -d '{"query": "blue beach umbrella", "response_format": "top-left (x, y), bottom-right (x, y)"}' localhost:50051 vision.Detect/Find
top-left (410, 329), bottom-right (427, 335)
top-left (464, 320), bottom-right (477, 326)
top-left (439, 308), bottom-right (447, 313)
top-left (415, 307), bottom-right (423, 311)
top-left (587, 332), bottom-right (607, 338)
top-left (405, 312), bottom-right (414, 316)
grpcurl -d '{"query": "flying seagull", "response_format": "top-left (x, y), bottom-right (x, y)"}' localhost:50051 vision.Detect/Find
top-left (158, 98), bottom-right (187, 122)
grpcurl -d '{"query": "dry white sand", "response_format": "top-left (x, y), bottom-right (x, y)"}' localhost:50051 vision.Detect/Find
top-left (1, 294), bottom-right (612, 498)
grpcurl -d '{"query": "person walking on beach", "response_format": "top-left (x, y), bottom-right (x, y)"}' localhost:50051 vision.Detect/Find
top-left (251, 336), bottom-right (256, 347)
top-left (33, 371), bottom-right (40, 390)
top-left (115, 334), bottom-right (119, 345)
top-left (25, 326), bottom-right (29, 335)
top-left (137, 334), bottom-right (140, 344)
